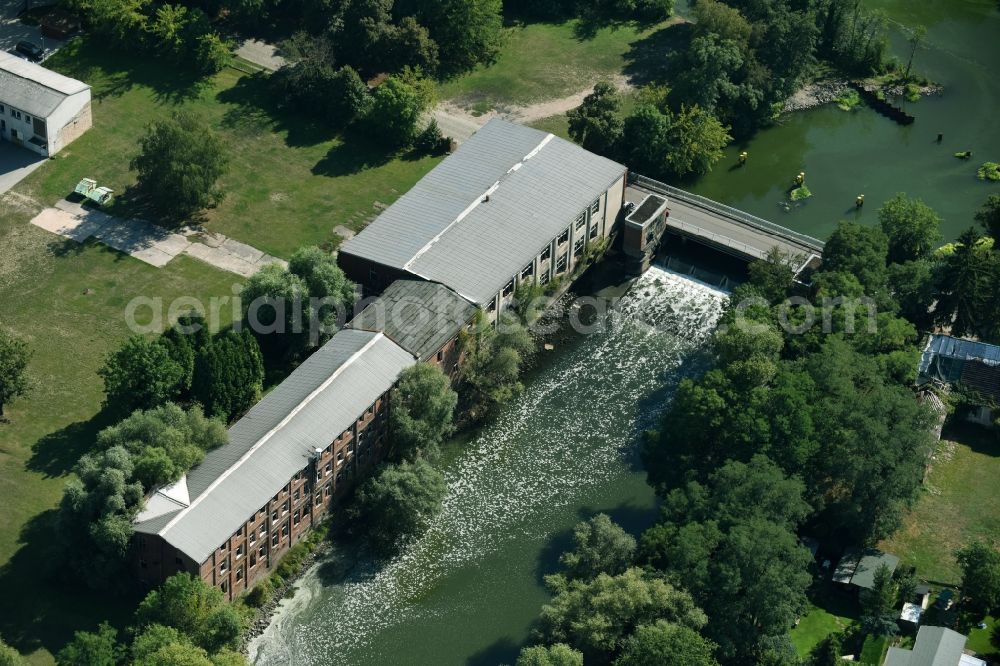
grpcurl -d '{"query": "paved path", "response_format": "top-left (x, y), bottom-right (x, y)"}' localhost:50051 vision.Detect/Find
top-left (431, 75), bottom-right (633, 143)
top-left (0, 142), bottom-right (45, 195)
top-left (29, 200), bottom-right (287, 276)
top-left (234, 39), bottom-right (286, 71)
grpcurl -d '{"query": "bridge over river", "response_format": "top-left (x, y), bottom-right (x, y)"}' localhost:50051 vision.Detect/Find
top-left (624, 174), bottom-right (825, 279)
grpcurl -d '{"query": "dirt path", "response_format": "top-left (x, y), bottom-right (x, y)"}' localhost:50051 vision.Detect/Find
top-left (432, 75), bottom-right (633, 143)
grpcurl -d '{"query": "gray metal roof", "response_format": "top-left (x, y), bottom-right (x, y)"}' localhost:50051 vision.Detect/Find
top-left (920, 335), bottom-right (1000, 375)
top-left (851, 549), bottom-right (900, 589)
top-left (0, 52), bottom-right (90, 118)
top-left (135, 329), bottom-right (416, 563)
top-left (339, 119), bottom-right (627, 305)
top-left (885, 626), bottom-right (970, 666)
top-left (348, 280), bottom-right (476, 361)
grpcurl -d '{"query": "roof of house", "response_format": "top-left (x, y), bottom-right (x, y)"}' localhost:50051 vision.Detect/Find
top-left (0, 51), bottom-right (90, 118)
top-left (338, 119), bottom-right (627, 306)
top-left (919, 335), bottom-right (1000, 401)
top-left (347, 279), bottom-right (476, 361)
top-left (851, 550), bottom-right (900, 589)
top-left (135, 329), bottom-right (416, 563)
top-left (884, 626), bottom-right (973, 666)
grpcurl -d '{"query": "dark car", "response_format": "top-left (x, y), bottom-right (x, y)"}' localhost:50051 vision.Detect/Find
top-left (15, 41), bottom-right (44, 61)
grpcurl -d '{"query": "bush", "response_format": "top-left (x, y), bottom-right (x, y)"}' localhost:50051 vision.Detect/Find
top-left (790, 185), bottom-right (812, 201)
top-left (977, 162), bottom-right (1000, 182)
top-left (244, 578), bottom-right (272, 608)
top-left (414, 120), bottom-right (448, 155)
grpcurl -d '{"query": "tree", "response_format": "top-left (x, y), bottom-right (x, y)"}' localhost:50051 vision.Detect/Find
top-left (0, 637), bottom-right (25, 666)
top-left (56, 446), bottom-right (144, 587)
top-left (191, 330), bottom-right (264, 421)
top-left (623, 104), bottom-right (730, 179)
top-left (821, 220), bottom-right (889, 293)
top-left (130, 111), bottom-right (229, 218)
top-left (747, 248), bottom-right (797, 303)
top-left (460, 312), bottom-right (535, 417)
top-left (403, 0), bottom-right (504, 75)
top-left (975, 194), bottom-right (1000, 241)
top-left (0, 329), bottom-right (30, 419)
top-left (363, 75), bottom-right (435, 148)
top-left (516, 644), bottom-right (583, 666)
top-left (97, 403), bottom-right (227, 490)
top-left (935, 228), bottom-right (998, 339)
top-left (559, 514), bottom-right (636, 581)
top-left (811, 634), bottom-right (842, 666)
top-left (270, 60), bottom-right (371, 125)
top-left (136, 643), bottom-right (213, 666)
top-left (568, 82), bottom-right (624, 157)
top-left (99, 336), bottom-right (183, 414)
top-left (887, 259), bottom-right (937, 330)
top-left (288, 246), bottom-right (357, 332)
top-left (877, 193), bottom-right (942, 264)
top-left (860, 563), bottom-right (899, 636)
top-left (390, 363), bottom-right (457, 460)
top-left (537, 568), bottom-right (707, 660)
top-left (904, 25), bottom-right (927, 80)
top-left (956, 541), bottom-right (1000, 614)
top-left (132, 625), bottom-right (187, 661)
top-left (614, 621), bottom-right (719, 666)
top-left (136, 573), bottom-right (244, 652)
top-left (241, 263), bottom-right (312, 357)
top-left (56, 623), bottom-right (122, 666)
top-left (351, 458), bottom-right (447, 553)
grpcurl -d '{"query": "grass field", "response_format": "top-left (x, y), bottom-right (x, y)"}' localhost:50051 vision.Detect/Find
top-left (790, 588), bottom-right (858, 657)
top-left (880, 422), bottom-right (1000, 585)
top-left (0, 195), bottom-right (241, 664)
top-left (439, 17), bottom-right (681, 109)
top-left (0, 38), bottom-right (447, 664)
top-left (17, 39), bottom-right (442, 259)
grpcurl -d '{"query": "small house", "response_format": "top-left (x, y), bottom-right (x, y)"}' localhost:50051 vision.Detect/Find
top-left (918, 335), bottom-right (1000, 428)
top-left (885, 625), bottom-right (986, 666)
top-left (833, 548), bottom-right (899, 592)
top-left (0, 51), bottom-right (91, 156)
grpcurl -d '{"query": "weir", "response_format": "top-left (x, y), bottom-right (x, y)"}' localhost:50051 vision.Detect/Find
top-left (622, 173), bottom-right (824, 281)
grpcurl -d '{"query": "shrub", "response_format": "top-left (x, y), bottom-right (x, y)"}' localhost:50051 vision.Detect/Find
top-left (244, 578), bottom-right (272, 608)
top-left (790, 185), bottom-right (812, 201)
top-left (977, 162), bottom-right (1000, 181)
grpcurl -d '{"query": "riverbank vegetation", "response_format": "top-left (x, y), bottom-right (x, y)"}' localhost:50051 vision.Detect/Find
top-left (521, 190), bottom-right (1000, 665)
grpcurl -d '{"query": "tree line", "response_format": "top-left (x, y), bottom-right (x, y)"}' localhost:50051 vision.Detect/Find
top-left (518, 191), bottom-right (1000, 665)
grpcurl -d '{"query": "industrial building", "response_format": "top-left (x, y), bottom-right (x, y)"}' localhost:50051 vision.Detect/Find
top-left (337, 118), bottom-right (627, 318)
top-left (133, 329), bottom-right (415, 599)
top-left (0, 51), bottom-right (91, 156)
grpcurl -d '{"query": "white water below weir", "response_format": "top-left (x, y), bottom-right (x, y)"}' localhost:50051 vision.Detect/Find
top-left (249, 267), bottom-right (727, 666)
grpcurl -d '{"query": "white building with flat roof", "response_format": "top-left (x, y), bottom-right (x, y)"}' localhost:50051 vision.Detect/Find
top-left (0, 52), bottom-right (92, 156)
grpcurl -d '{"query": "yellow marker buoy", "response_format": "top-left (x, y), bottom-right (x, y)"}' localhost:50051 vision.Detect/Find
top-left (856, 194), bottom-right (865, 208)
top-left (794, 172), bottom-right (805, 186)
top-left (738, 151), bottom-right (748, 165)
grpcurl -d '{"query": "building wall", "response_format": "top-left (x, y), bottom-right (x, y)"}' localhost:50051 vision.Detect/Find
top-left (49, 96), bottom-right (92, 155)
top-left (0, 89), bottom-right (92, 156)
top-left (134, 392), bottom-right (392, 601)
top-left (337, 253), bottom-right (411, 300)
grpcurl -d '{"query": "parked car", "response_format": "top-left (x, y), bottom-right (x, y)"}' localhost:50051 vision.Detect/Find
top-left (15, 41), bottom-right (44, 61)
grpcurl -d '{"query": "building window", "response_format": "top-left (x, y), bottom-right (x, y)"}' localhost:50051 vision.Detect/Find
top-left (558, 229), bottom-right (569, 245)
top-left (575, 213), bottom-right (586, 230)
top-left (325, 462), bottom-right (332, 476)
top-left (221, 581), bottom-right (228, 593)
top-left (272, 531), bottom-right (279, 546)
top-left (175, 556), bottom-right (183, 567)
top-left (236, 545), bottom-right (244, 559)
top-left (0, 105), bottom-right (4, 114)
top-left (573, 238), bottom-right (585, 257)
top-left (315, 492), bottom-right (323, 507)
top-left (336, 451), bottom-right (344, 467)
top-left (249, 531), bottom-right (256, 545)
top-left (220, 558), bottom-right (229, 573)
top-left (260, 524), bottom-right (267, 536)
top-left (590, 199), bottom-right (600, 215)
top-left (540, 245), bottom-right (551, 261)
top-left (325, 483), bottom-right (332, 497)
top-left (236, 568), bottom-right (243, 581)
top-left (502, 280), bottom-right (514, 297)
top-left (539, 271), bottom-right (550, 286)
top-left (259, 545), bottom-right (266, 557)
top-left (293, 510), bottom-right (301, 526)
top-left (282, 500), bottom-right (289, 514)
top-left (281, 523), bottom-right (288, 538)
top-left (590, 223), bottom-right (599, 239)
top-left (293, 489), bottom-right (300, 502)
top-left (271, 510), bottom-right (278, 521)
top-left (556, 253), bottom-right (568, 274)
top-left (521, 263), bottom-right (534, 280)
top-left (24, 115), bottom-right (31, 124)
top-left (250, 553), bottom-right (257, 567)
top-left (487, 299), bottom-right (497, 313)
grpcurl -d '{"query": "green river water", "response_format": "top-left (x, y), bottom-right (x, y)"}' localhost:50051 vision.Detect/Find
top-left (250, 268), bottom-right (726, 665)
top-left (251, 4), bottom-right (998, 664)
top-left (686, 0), bottom-right (1000, 242)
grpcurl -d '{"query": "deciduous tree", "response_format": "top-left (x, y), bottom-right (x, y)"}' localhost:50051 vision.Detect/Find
top-left (614, 621), bottom-right (719, 666)
top-left (390, 363), bottom-right (457, 460)
top-left (956, 541), bottom-right (1000, 614)
top-left (351, 458), bottom-right (447, 553)
top-left (0, 329), bottom-right (30, 420)
top-left (878, 193), bottom-right (942, 264)
top-left (56, 622), bottom-right (122, 666)
top-left (558, 514), bottom-right (636, 581)
top-left (515, 644), bottom-right (583, 666)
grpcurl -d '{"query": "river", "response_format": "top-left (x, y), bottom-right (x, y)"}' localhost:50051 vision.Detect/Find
top-left (249, 267), bottom-right (727, 665)
top-left (683, 0), bottom-right (1000, 242)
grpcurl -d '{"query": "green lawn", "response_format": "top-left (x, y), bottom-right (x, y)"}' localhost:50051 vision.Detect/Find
top-left (439, 17), bottom-right (682, 109)
top-left (790, 589), bottom-right (859, 657)
top-left (966, 615), bottom-right (998, 658)
top-left (0, 195), bottom-right (241, 664)
top-left (19, 39), bottom-right (442, 259)
top-left (880, 422), bottom-right (1000, 585)
top-left (860, 634), bottom-right (890, 665)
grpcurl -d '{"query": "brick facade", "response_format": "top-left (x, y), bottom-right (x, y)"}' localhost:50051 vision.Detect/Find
top-left (135, 392), bottom-right (392, 600)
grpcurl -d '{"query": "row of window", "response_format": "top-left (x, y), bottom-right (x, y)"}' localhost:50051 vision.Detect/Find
top-left (0, 104), bottom-right (32, 125)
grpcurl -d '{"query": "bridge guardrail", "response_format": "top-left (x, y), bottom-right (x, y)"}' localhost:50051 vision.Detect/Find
top-left (628, 173), bottom-right (826, 253)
